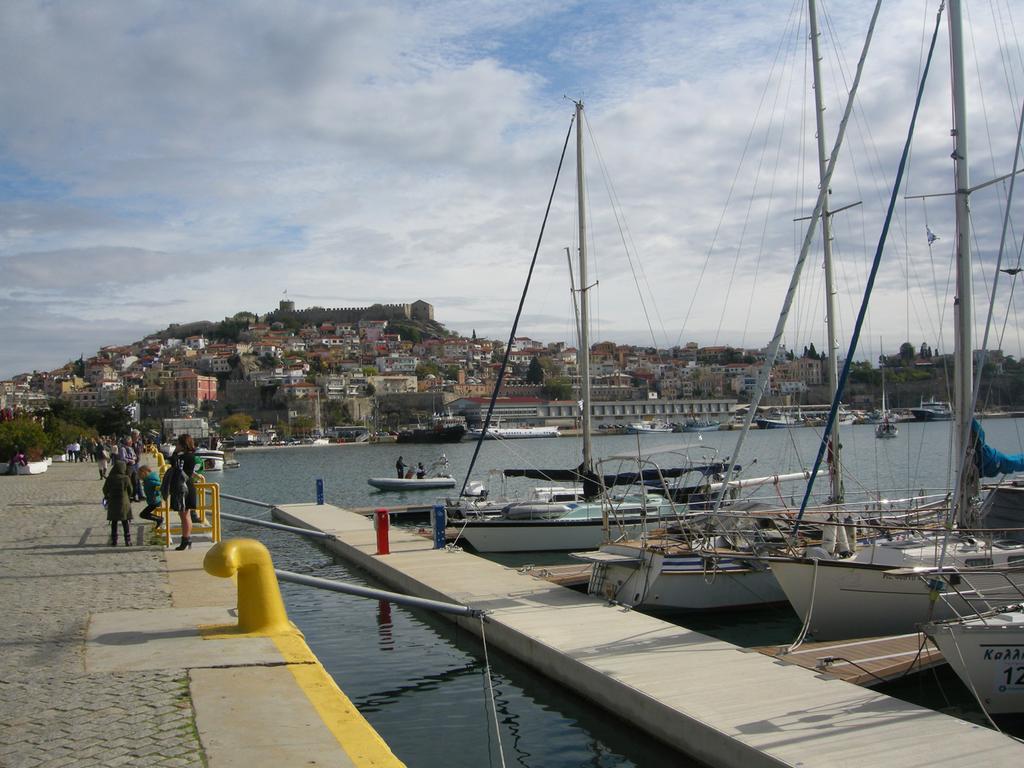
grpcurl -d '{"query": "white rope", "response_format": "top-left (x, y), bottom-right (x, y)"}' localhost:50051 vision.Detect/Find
top-left (941, 626), bottom-right (1004, 734)
top-left (786, 557), bottom-right (820, 653)
top-left (479, 617), bottom-right (507, 768)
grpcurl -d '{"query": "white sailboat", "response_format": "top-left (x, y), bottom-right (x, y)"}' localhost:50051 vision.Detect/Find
top-left (454, 102), bottom-right (691, 554)
top-left (922, 568), bottom-right (1024, 716)
top-left (875, 364), bottom-right (898, 439)
top-left (576, 0), bottom-right (875, 611)
top-left (770, 0), bottom-right (1024, 641)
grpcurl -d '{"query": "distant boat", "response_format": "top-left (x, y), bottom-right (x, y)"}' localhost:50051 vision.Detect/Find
top-left (396, 414), bottom-right (467, 444)
top-left (195, 449), bottom-right (225, 471)
top-left (754, 411), bottom-right (799, 429)
top-left (875, 367), bottom-right (899, 439)
top-left (909, 396), bottom-right (952, 422)
top-left (367, 476), bottom-right (456, 491)
top-left (679, 419), bottom-right (720, 433)
top-left (368, 454), bottom-right (455, 491)
top-left (465, 424), bottom-right (559, 440)
top-left (624, 420), bottom-right (673, 434)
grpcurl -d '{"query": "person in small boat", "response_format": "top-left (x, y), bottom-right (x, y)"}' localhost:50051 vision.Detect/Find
top-left (416, 462), bottom-right (426, 479)
top-left (396, 456), bottom-right (406, 479)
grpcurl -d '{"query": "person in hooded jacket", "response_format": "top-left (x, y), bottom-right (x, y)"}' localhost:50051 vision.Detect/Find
top-left (103, 459), bottom-right (133, 546)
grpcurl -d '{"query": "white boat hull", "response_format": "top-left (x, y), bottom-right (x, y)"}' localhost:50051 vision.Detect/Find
top-left (586, 545), bottom-right (787, 610)
top-left (195, 449), bottom-right (225, 471)
top-left (456, 517), bottom-right (655, 553)
top-left (925, 611), bottom-right (1024, 715)
top-left (770, 557), bottom-right (1024, 641)
top-left (465, 426), bottom-right (559, 440)
top-left (368, 476), bottom-right (456, 491)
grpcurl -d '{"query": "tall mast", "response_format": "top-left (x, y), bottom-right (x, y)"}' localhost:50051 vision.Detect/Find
top-left (575, 100), bottom-right (593, 471)
top-left (809, 0), bottom-right (843, 503)
top-left (948, 0), bottom-right (974, 520)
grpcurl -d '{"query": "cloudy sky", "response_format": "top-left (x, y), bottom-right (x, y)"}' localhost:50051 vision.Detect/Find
top-left (1, 0), bottom-right (1022, 378)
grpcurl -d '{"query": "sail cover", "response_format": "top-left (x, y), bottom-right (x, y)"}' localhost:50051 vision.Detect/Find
top-left (972, 419), bottom-right (1024, 477)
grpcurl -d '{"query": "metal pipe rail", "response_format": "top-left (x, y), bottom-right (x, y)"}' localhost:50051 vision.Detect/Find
top-left (219, 510), bottom-right (338, 540)
top-left (221, 492), bottom-right (275, 509)
top-left (275, 569), bottom-right (484, 619)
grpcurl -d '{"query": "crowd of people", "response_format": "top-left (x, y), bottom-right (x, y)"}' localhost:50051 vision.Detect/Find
top-left (98, 431), bottom-right (203, 550)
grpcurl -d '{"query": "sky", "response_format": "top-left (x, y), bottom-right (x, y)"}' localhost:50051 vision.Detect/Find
top-left (2, 0), bottom-right (1023, 379)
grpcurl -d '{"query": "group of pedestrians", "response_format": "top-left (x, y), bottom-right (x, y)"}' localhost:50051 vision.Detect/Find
top-left (101, 433), bottom-right (201, 550)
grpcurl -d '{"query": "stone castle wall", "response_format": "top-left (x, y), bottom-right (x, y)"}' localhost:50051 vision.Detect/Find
top-left (270, 300), bottom-right (433, 325)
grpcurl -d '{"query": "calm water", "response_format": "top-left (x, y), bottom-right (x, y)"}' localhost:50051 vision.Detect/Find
top-left (215, 420), bottom-right (1024, 764)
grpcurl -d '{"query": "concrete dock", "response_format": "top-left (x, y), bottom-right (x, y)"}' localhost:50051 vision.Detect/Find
top-left (0, 463), bottom-right (403, 767)
top-left (274, 501), bottom-right (1024, 768)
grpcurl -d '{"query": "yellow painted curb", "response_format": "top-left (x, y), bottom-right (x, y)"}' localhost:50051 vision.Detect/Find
top-left (272, 632), bottom-right (407, 768)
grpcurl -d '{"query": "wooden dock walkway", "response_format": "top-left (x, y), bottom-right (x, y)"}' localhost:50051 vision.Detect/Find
top-left (271, 502), bottom-right (1023, 768)
top-left (753, 633), bottom-right (945, 686)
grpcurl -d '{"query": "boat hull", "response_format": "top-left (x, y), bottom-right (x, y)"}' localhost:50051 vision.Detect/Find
top-left (925, 612), bottom-right (1024, 715)
top-left (455, 517), bottom-right (655, 553)
top-left (396, 426), bottom-right (466, 443)
top-left (769, 558), bottom-right (1024, 641)
top-left (195, 449), bottom-right (224, 471)
top-left (464, 427), bottom-right (559, 440)
top-left (587, 545), bottom-right (787, 611)
top-left (367, 476), bottom-right (456, 491)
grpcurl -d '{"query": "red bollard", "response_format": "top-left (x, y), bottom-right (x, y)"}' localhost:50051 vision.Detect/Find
top-left (374, 508), bottom-right (390, 555)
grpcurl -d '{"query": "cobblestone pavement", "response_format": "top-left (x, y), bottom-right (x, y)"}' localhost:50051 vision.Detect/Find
top-left (0, 462), bottom-right (205, 767)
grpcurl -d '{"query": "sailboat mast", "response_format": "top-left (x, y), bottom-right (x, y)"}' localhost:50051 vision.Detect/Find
top-left (808, 0), bottom-right (843, 503)
top-left (575, 100), bottom-right (594, 471)
top-left (948, 0), bottom-right (974, 518)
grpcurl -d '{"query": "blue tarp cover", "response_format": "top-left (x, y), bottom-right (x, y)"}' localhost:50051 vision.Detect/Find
top-left (973, 419), bottom-right (1024, 477)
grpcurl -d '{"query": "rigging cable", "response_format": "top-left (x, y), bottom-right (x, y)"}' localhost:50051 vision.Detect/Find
top-left (457, 114), bottom-right (575, 499)
top-left (792, 0), bottom-right (945, 535)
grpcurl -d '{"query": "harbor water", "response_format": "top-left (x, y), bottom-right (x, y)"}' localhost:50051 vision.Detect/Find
top-left (215, 420), bottom-right (1024, 765)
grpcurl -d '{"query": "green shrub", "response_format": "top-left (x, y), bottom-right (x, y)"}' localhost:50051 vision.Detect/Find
top-left (0, 418), bottom-right (48, 462)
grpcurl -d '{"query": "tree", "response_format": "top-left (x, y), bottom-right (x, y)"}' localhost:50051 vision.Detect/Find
top-left (526, 357), bottom-right (545, 384)
top-left (542, 377), bottom-right (573, 400)
top-left (899, 342), bottom-right (915, 366)
top-left (220, 413), bottom-right (254, 436)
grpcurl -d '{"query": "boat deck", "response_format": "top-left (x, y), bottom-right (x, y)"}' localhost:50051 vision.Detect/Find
top-left (271, 502), bottom-right (1023, 768)
top-left (753, 633), bottom-right (945, 686)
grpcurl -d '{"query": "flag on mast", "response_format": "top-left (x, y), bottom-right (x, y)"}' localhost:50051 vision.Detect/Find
top-left (926, 226), bottom-right (939, 245)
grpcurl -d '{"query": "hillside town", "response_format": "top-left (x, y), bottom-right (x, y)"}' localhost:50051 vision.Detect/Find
top-left (2, 299), bottom-right (1022, 441)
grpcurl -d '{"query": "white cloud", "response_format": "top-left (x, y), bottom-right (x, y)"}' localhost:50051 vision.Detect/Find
top-left (1, 0), bottom-right (1022, 378)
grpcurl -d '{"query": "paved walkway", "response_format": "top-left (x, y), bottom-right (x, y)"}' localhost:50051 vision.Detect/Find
top-left (0, 461), bottom-right (204, 767)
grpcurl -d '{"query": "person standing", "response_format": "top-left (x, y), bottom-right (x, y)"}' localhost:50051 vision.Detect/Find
top-left (395, 456), bottom-right (406, 479)
top-left (103, 459), bottom-right (133, 546)
top-left (165, 434), bottom-right (198, 550)
top-left (95, 439), bottom-right (110, 479)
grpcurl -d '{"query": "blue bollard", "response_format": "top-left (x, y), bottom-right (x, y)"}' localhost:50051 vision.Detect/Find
top-left (316, 478), bottom-right (324, 505)
top-left (432, 504), bottom-right (446, 549)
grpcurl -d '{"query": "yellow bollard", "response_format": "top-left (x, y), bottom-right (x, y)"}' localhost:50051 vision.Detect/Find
top-left (203, 539), bottom-right (294, 635)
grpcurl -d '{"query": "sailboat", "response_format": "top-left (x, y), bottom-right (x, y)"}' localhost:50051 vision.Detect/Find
top-left (875, 364), bottom-right (898, 439)
top-left (574, 0), bottom-right (879, 610)
top-left (453, 102), bottom-right (718, 554)
top-left (769, 0), bottom-right (1024, 641)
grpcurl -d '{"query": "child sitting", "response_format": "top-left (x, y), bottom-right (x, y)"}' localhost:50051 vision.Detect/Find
top-left (137, 464), bottom-right (165, 528)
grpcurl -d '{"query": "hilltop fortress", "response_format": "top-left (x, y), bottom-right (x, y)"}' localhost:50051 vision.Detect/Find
top-left (269, 299), bottom-right (434, 325)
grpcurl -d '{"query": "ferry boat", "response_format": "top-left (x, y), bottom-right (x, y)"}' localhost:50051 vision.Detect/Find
top-left (909, 397), bottom-right (953, 421)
